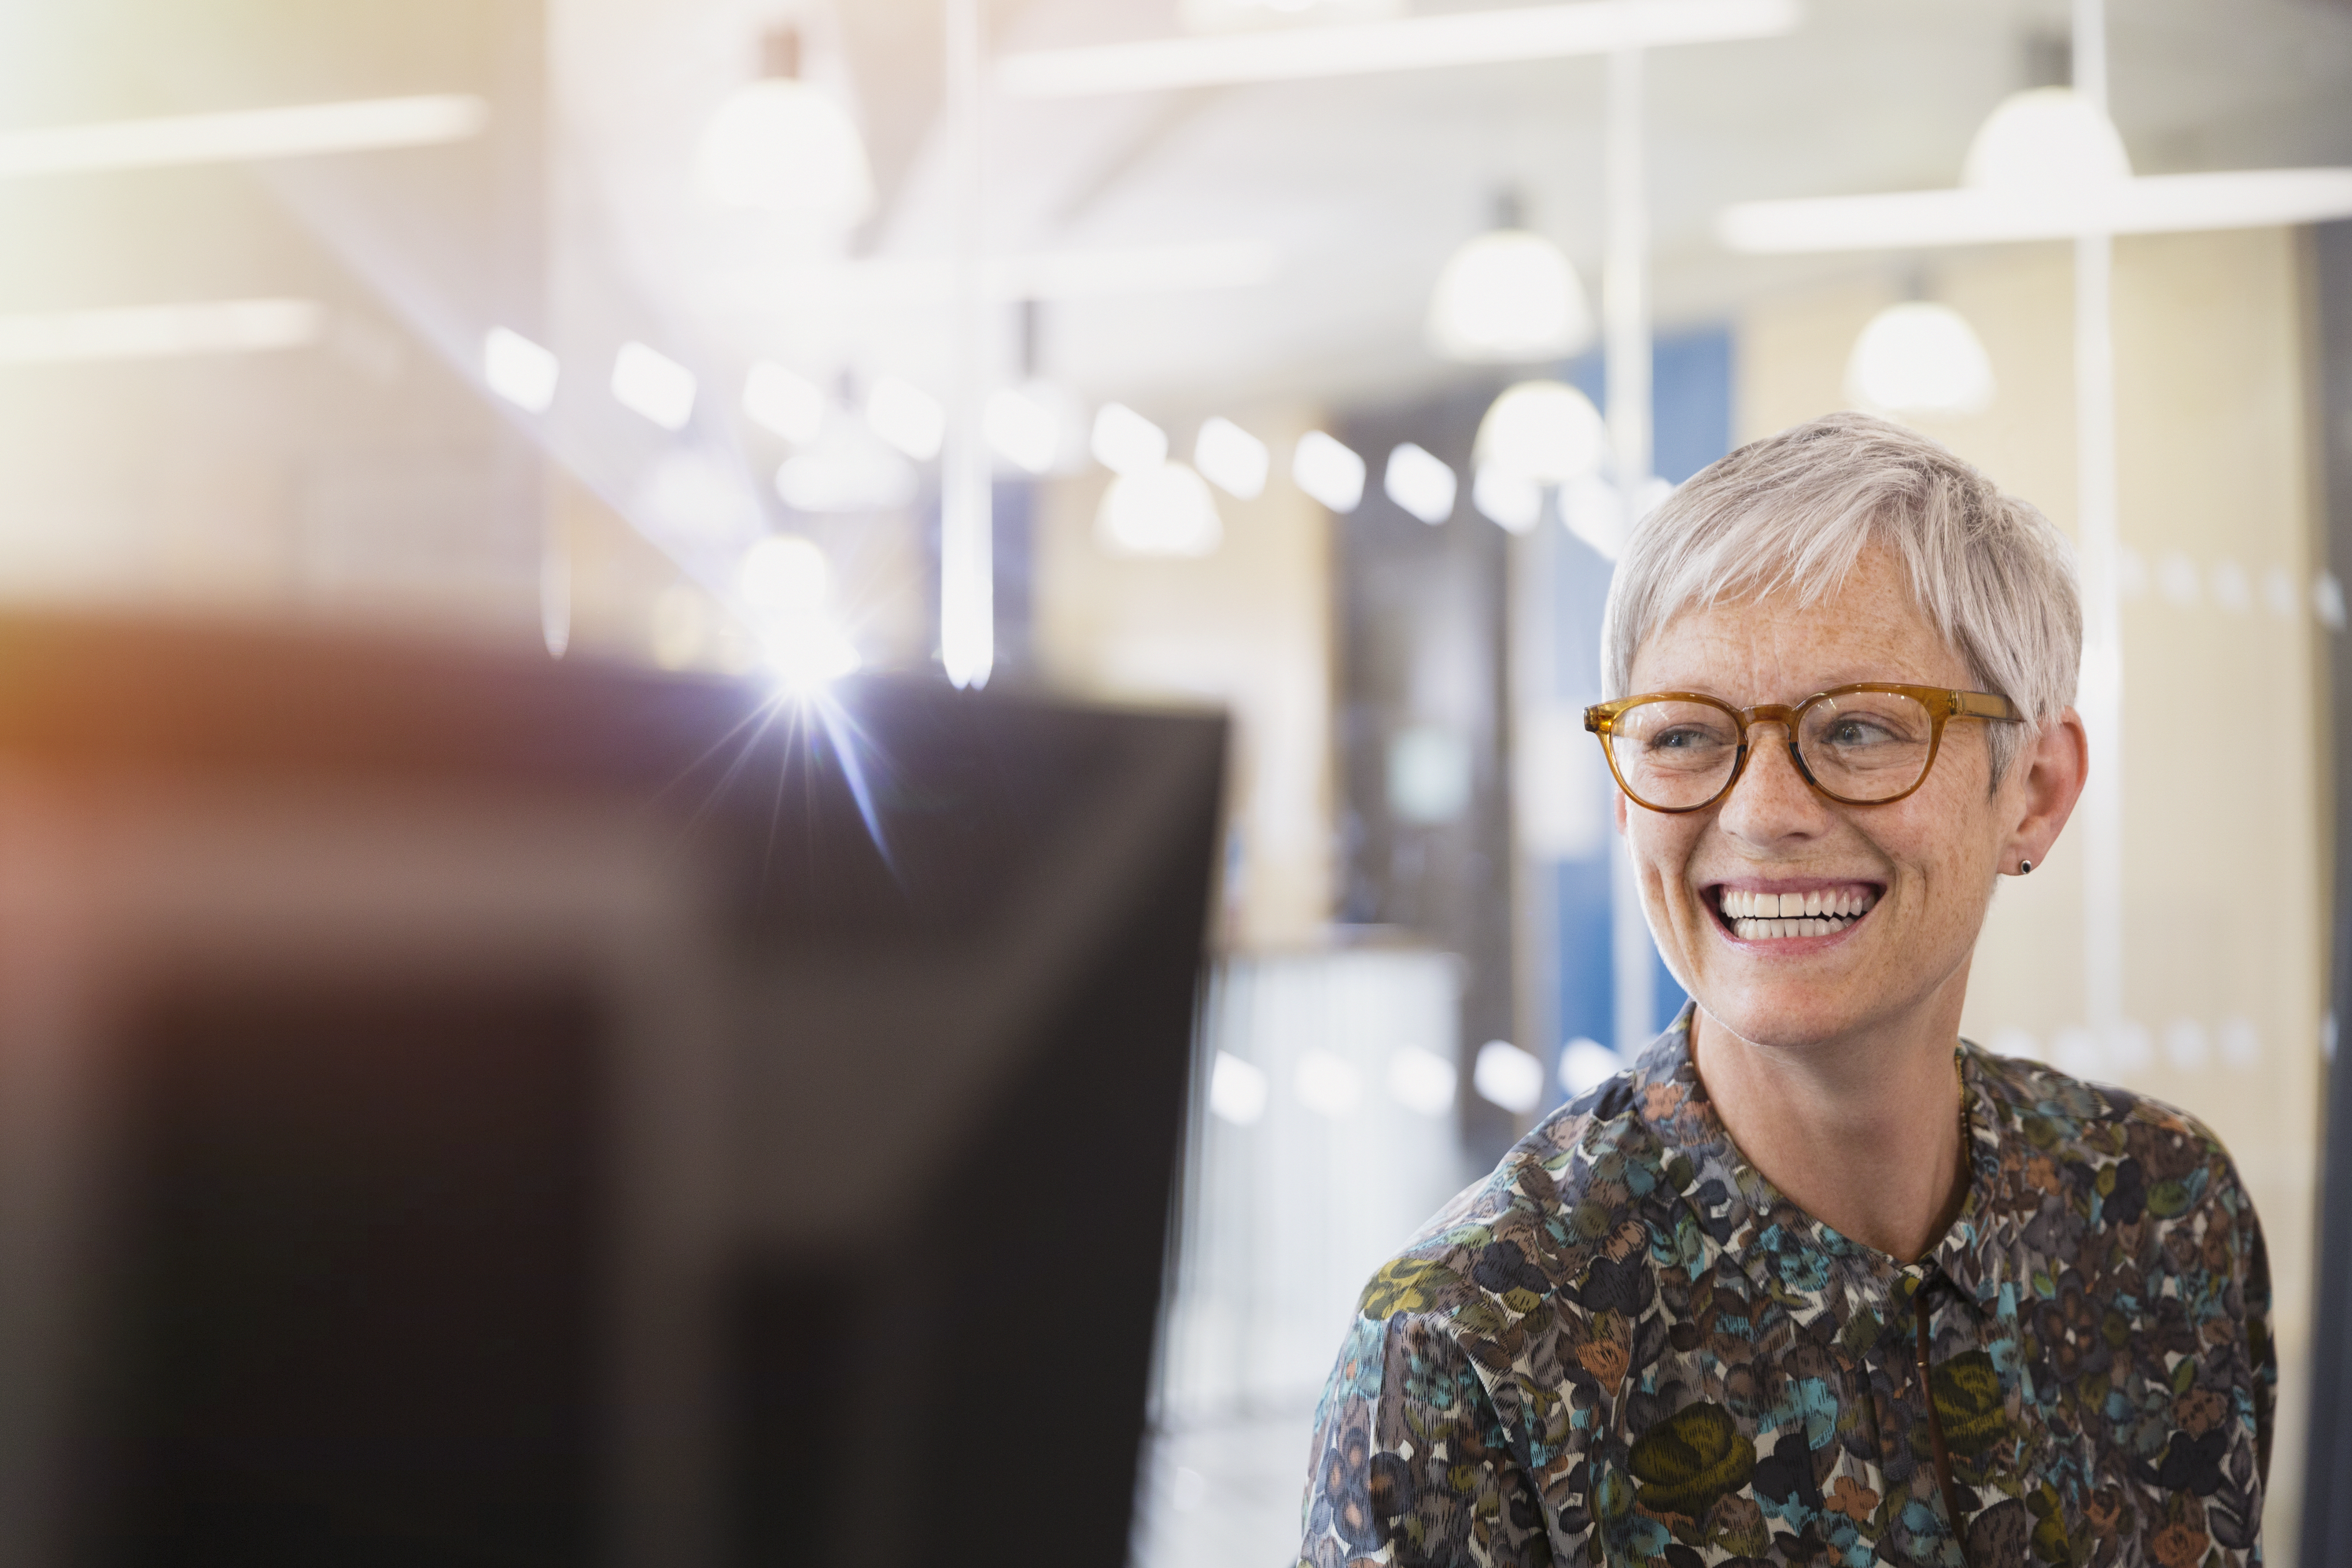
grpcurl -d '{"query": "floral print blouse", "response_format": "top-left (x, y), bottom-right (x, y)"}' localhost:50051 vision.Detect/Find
top-left (1299, 1012), bottom-right (2274, 1568)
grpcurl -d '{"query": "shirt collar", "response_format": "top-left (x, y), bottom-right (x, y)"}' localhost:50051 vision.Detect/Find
top-left (1628, 1007), bottom-right (2018, 1315)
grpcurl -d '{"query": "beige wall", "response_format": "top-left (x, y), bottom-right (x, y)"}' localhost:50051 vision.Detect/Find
top-left (1739, 226), bottom-right (2327, 1559)
top-left (1031, 405), bottom-right (1335, 949)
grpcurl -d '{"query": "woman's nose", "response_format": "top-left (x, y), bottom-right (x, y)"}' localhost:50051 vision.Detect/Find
top-left (1716, 723), bottom-right (1829, 839)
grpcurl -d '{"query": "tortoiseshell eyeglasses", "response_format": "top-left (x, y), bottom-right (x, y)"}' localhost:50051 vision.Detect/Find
top-left (1583, 683), bottom-right (2022, 813)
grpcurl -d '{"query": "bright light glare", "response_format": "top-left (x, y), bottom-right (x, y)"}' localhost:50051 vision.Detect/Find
top-left (1294, 1050), bottom-right (1363, 1120)
top-left (1292, 430), bottom-right (1366, 512)
top-left (1427, 229), bottom-right (1592, 363)
top-left (1963, 87), bottom-right (2131, 192)
top-left (1473, 1040), bottom-right (1546, 1113)
top-left (1384, 442), bottom-right (1458, 524)
top-left (696, 79), bottom-right (875, 228)
top-left (867, 377), bottom-right (945, 460)
top-left (1475, 380), bottom-right (1604, 482)
top-left (737, 534), bottom-right (831, 614)
top-left (1208, 1051), bottom-right (1268, 1125)
top-left (0, 298), bottom-right (322, 365)
top-left (1097, 462), bottom-right (1223, 557)
top-left (1386, 1046), bottom-right (1457, 1116)
top-left (1473, 466), bottom-right (1543, 533)
top-left (998, 0), bottom-right (1802, 96)
top-left (763, 618), bottom-right (861, 692)
top-left (776, 432), bottom-right (919, 513)
top-left (612, 341), bottom-right (697, 431)
top-left (744, 361), bottom-right (827, 444)
top-left (1558, 1037), bottom-right (1623, 1097)
top-left (0, 95), bottom-right (487, 179)
top-left (985, 385), bottom-right (1060, 473)
top-left (483, 326), bottom-right (559, 412)
top-left (1845, 302), bottom-right (1996, 418)
top-left (1194, 416), bottom-right (1269, 499)
top-left (1092, 401), bottom-right (1169, 474)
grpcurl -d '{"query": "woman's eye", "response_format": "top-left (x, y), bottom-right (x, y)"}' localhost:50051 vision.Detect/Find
top-left (1825, 719), bottom-right (1890, 745)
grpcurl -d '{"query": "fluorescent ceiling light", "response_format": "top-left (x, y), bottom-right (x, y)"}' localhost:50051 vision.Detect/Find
top-left (1473, 1040), bottom-right (1546, 1113)
top-left (612, 341), bottom-right (698, 431)
top-left (1473, 466), bottom-right (1543, 533)
top-left (0, 95), bottom-right (487, 180)
top-left (1194, 416), bottom-right (1269, 499)
top-left (744, 361), bottom-right (828, 444)
top-left (985, 386), bottom-right (1061, 474)
top-left (483, 327), bottom-right (559, 412)
top-left (1293, 1050), bottom-right (1363, 1120)
top-left (1558, 1037), bottom-right (1623, 1096)
top-left (1720, 168), bottom-right (2352, 253)
top-left (1092, 402), bottom-right (1169, 474)
top-left (867, 376), bottom-right (946, 461)
top-left (998, 0), bottom-right (1800, 97)
top-left (1384, 442), bottom-right (1458, 524)
top-left (1292, 430), bottom-right (1366, 513)
top-left (0, 298), bottom-right (322, 364)
top-left (1385, 1046), bottom-right (1457, 1117)
top-left (1208, 1051), bottom-right (1268, 1125)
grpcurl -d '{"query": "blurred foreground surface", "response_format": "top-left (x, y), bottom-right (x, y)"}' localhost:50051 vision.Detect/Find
top-left (0, 617), bottom-right (1222, 1568)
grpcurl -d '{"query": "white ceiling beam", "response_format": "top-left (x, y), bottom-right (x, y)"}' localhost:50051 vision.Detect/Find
top-left (1719, 167), bottom-right (2352, 253)
top-left (0, 96), bottom-right (488, 180)
top-left (996, 0), bottom-right (1801, 99)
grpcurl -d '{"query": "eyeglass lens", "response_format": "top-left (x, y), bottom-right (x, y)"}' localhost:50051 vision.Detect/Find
top-left (1607, 690), bottom-right (1939, 809)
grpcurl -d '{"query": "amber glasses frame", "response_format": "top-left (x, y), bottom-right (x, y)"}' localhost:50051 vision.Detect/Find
top-left (1582, 683), bottom-right (2023, 813)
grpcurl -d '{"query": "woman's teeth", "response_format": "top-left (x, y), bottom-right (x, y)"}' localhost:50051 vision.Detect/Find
top-left (1718, 887), bottom-right (1874, 941)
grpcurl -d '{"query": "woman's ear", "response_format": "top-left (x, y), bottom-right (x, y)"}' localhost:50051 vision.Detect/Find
top-left (2001, 706), bottom-right (2089, 873)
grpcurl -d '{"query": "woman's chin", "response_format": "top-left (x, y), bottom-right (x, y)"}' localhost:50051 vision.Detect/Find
top-left (1691, 993), bottom-right (1868, 1054)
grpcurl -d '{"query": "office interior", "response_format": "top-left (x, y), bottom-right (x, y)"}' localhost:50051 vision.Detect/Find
top-left (3, 0), bottom-right (2352, 1563)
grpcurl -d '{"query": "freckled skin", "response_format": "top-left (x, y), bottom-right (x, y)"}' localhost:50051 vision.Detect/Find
top-left (1617, 546), bottom-right (2087, 1258)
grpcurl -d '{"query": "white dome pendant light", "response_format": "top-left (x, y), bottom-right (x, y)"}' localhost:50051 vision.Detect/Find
top-left (1426, 192), bottom-right (1593, 364)
top-left (1845, 297), bottom-right (1996, 419)
top-left (698, 28), bottom-right (876, 230)
top-left (1961, 85), bottom-right (2131, 194)
top-left (1470, 378), bottom-right (1604, 535)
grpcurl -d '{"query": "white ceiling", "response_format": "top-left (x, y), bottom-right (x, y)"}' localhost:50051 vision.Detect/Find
top-left (553, 0), bottom-right (2352, 422)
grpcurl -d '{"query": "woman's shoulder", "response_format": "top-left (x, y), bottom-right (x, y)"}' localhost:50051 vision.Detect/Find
top-left (1969, 1041), bottom-right (2251, 1198)
top-left (1352, 1065), bottom-right (1666, 1337)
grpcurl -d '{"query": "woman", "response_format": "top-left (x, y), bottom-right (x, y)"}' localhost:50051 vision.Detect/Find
top-left (1298, 413), bottom-right (2273, 1568)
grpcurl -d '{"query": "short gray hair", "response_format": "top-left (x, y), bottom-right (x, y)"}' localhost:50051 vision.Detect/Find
top-left (1601, 412), bottom-right (2080, 784)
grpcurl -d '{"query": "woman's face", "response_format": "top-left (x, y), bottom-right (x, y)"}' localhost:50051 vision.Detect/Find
top-left (1618, 546), bottom-right (2066, 1052)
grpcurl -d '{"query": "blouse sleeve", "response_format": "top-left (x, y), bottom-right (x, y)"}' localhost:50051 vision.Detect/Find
top-left (1298, 1310), bottom-right (1558, 1568)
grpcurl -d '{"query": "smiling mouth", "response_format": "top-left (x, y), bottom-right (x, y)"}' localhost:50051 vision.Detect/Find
top-left (1714, 885), bottom-right (1879, 941)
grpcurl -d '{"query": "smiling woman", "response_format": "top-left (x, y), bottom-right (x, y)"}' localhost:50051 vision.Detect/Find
top-left (1298, 413), bottom-right (2274, 1568)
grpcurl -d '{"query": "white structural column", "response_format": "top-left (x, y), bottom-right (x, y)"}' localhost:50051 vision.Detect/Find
top-left (940, 0), bottom-right (995, 689)
top-left (1605, 44), bottom-right (1658, 1056)
top-left (2073, 0), bottom-right (2125, 1037)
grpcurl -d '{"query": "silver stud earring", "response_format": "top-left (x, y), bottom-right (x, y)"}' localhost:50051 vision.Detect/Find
top-left (2018, 859), bottom-right (2033, 875)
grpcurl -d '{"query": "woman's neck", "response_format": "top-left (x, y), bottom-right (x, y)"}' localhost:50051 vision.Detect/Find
top-left (1688, 1003), bottom-right (1971, 1265)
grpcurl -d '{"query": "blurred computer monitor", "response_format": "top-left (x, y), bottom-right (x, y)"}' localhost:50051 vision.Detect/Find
top-left (0, 617), bottom-right (1225, 1568)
